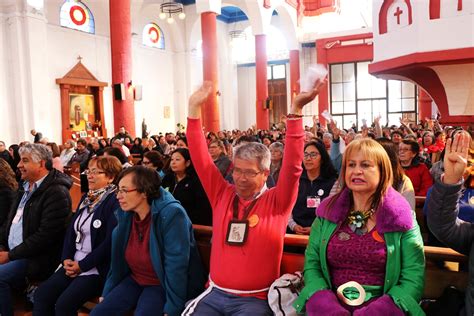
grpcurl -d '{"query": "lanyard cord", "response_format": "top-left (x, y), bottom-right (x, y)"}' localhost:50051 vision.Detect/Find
top-left (75, 207), bottom-right (94, 235)
top-left (232, 195), bottom-right (259, 220)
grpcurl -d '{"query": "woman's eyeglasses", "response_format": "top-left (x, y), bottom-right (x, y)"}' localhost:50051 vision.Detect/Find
top-left (304, 152), bottom-right (320, 159)
top-left (84, 169), bottom-right (106, 176)
top-left (116, 188), bottom-right (138, 196)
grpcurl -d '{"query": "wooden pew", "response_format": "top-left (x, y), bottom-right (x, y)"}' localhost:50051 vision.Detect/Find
top-left (63, 162), bottom-right (83, 210)
top-left (193, 225), bottom-right (468, 299)
top-left (13, 225), bottom-right (469, 315)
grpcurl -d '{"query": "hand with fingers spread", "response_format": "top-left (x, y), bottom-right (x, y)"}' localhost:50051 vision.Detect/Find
top-left (443, 132), bottom-right (472, 184)
top-left (291, 78), bottom-right (327, 115)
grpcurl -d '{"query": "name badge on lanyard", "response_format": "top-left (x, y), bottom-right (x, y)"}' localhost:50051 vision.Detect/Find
top-left (226, 196), bottom-right (259, 246)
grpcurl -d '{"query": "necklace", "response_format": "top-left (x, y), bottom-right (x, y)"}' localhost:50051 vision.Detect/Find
top-left (347, 209), bottom-right (374, 235)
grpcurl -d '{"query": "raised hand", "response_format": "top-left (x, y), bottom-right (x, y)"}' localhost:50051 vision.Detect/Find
top-left (291, 78), bottom-right (327, 115)
top-left (443, 132), bottom-right (471, 184)
top-left (188, 81), bottom-right (213, 119)
top-left (329, 120), bottom-right (341, 140)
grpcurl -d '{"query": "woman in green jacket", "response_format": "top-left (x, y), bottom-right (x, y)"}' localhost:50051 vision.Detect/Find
top-left (294, 138), bottom-right (425, 315)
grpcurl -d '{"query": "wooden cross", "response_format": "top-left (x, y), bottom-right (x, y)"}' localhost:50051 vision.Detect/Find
top-left (394, 6), bottom-right (403, 25)
top-left (77, 55), bottom-right (83, 62)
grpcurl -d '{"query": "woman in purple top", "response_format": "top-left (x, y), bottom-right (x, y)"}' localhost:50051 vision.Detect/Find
top-left (294, 138), bottom-right (425, 315)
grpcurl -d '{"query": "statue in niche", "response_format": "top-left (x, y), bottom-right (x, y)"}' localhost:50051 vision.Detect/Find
top-left (69, 93), bottom-right (95, 132)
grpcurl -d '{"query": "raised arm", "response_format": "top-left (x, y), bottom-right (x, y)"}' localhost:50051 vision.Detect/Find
top-left (275, 79), bottom-right (326, 213)
top-left (186, 82), bottom-right (228, 206)
top-left (427, 132), bottom-right (474, 254)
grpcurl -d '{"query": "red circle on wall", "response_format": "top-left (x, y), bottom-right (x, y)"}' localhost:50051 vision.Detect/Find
top-left (148, 27), bottom-right (160, 43)
top-left (70, 5), bottom-right (87, 26)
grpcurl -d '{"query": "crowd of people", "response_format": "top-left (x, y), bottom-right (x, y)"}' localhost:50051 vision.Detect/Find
top-left (0, 79), bottom-right (472, 315)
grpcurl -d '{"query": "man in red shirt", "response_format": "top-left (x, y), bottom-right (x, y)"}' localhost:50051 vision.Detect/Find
top-left (183, 80), bottom-right (325, 315)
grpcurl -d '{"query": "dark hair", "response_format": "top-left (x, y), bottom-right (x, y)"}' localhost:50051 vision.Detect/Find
top-left (402, 139), bottom-right (420, 154)
top-left (0, 158), bottom-right (18, 191)
top-left (170, 148), bottom-right (195, 176)
top-left (47, 142), bottom-right (60, 158)
top-left (77, 138), bottom-right (87, 146)
top-left (9, 144), bottom-right (20, 169)
top-left (304, 141), bottom-right (338, 180)
top-left (104, 147), bottom-right (128, 164)
top-left (234, 135), bottom-right (259, 146)
top-left (144, 151), bottom-right (165, 170)
top-left (377, 138), bottom-right (405, 190)
top-left (177, 136), bottom-right (188, 147)
top-left (134, 137), bottom-right (142, 145)
top-left (391, 130), bottom-right (403, 138)
top-left (117, 166), bottom-right (161, 204)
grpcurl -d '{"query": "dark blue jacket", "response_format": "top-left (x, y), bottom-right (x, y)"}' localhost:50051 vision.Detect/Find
top-left (102, 188), bottom-right (206, 316)
top-left (292, 170), bottom-right (337, 228)
top-left (61, 193), bottom-right (119, 282)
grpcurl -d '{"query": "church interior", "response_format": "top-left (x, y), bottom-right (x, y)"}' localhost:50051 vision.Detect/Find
top-left (0, 0), bottom-right (472, 145)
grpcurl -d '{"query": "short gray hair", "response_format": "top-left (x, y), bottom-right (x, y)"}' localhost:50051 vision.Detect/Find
top-left (233, 142), bottom-right (270, 171)
top-left (19, 143), bottom-right (53, 170)
top-left (269, 141), bottom-right (284, 153)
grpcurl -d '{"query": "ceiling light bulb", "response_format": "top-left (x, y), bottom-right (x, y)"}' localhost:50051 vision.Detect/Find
top-left (167, 16), bottom-right (174, 24)
top-left (159, 12), bottom-right (166, 20)
top-left (178, 12), bottom-right (186, 20)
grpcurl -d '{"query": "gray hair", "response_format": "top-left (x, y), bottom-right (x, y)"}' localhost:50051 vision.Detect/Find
top-left (323, 132), bottom-right (333, 140)
top-left (19, 143), bottom-right (53, 170)
top-left (233, 142), bottom-right (271, 171)
top-left (66, 139), bottom-right (76, 147)
top-left (269, 141), bottom-right (284, 153)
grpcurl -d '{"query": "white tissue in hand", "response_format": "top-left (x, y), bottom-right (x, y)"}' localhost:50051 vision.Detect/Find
top-left (301, 64), bottom-right (328, 92)
top-left (321, 110), bottom-right (333, 122)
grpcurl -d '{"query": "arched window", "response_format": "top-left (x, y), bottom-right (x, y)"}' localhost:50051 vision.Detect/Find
top-left (142, 23), bottom-right (165, 50)
top-left (60, 0), bottom-right (95, 34)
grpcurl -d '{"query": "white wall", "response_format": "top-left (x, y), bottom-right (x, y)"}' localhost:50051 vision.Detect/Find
top-left (372, 0), bottom-right (474, 62)
top-left (237, 66), bottom-right (256, 129)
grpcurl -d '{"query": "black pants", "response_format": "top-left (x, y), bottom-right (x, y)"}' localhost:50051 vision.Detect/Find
top-left (33, 267), bottom-right (102, 316)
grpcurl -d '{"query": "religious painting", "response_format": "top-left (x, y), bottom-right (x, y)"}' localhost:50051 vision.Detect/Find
top-left (69, 94), bottom-right (95, 132)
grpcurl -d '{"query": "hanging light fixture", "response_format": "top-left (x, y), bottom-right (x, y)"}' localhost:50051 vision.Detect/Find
top-left (160, 1), bottom-right (186, 24)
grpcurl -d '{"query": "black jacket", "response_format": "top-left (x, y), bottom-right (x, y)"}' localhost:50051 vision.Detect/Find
top-left (291, 170), bottom-right (337, 228)
top-left (0, 169), bottom-right (72, 280)
top-left (0, 187), bottom-right (16, 228)
top-left (162, 173), bottom-right (212, 226)
top-left (61, 193), bottom-right (119, 283)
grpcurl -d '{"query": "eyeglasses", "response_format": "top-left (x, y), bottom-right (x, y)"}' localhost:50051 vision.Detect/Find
top-left (304, 152), bottom-right (320, 159)
top-left (84, 169), bottom-right (106, 176)
top-left (399, 148), bottom-right (411, 152)
top-left (142, 161), bottom-right (151, 165)
top-left (232, 168), bottom-right (263, 178)
top-left (116, 188), bottom-right (138, 196)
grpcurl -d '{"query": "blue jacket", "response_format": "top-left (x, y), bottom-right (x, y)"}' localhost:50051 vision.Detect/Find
top-left (102, 188), bottom-right (205, 316)
top-left (62, 193), bottom-right (119, 281)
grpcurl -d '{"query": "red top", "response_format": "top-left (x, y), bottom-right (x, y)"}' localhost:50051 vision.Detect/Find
top-left (404, 162), bottom-right (433, 196)
top-left (187, 118), bottom-right (304, 299)
top-left (125, 212), bottom-right (160, 286)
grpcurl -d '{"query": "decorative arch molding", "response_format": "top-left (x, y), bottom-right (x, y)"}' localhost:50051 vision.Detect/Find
top-left (378, 0), bottom-right (413, 34)
top-left (429, 0), bottom-right (464, 19)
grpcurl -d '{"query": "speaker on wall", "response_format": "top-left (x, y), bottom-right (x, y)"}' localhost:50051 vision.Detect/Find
top-left (134, 85), bottom-right (143, 101)
top-left (113, 83), bottom-right (126, 101)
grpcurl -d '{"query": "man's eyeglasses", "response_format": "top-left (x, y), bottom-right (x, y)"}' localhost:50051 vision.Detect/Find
top-left (304, 152), bottom-right (320, 159)
top-left (84, 169), bottom-right (106, 176)
top-left (116, 188), bottom-right (138, 196)
top-left (142, 160), bottom-right (151, 165)
top-left (232, 168), bottom-right (263, 179)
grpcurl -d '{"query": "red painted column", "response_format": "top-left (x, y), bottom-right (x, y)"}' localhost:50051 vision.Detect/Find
top-left (255, 34), bottom-right (269, 130)
top-left (289, 50), bottom-right (300, 103)
top-left (201, 12), bottom-right (220, 133)
top-left (418, 89), bottom-right (433, 122)
top-left (316, 40), bottom-right (329, 125)
top-left (109, 0), bottom-right (135, 137)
